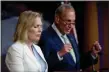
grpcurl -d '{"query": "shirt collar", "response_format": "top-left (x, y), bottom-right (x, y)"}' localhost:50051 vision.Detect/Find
top-left (52, 23), bottom-right (66, 37)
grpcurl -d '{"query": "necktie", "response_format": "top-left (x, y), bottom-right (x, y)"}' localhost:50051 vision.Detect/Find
top-left (61, 35), bottom-right (76, 63)
top-left (32, 45), bottom-right (46, 72)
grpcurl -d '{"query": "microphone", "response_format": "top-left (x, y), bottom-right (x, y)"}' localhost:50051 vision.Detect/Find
top-left (61, 1), bottom-right (71, 5)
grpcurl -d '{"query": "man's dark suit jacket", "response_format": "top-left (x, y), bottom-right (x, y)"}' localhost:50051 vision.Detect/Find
top-left (38, 25), bottom-right (98, 72)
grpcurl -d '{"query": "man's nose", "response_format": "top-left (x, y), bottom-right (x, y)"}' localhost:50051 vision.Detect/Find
top-left (67, 23), bottom-right (73, 28)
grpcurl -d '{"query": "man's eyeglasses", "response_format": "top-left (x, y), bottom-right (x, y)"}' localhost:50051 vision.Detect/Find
top-left (59, 17), bottom-right (75, 26)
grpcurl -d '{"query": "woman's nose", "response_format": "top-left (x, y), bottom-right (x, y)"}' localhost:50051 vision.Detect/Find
top-left (38, 26), bottom-right (42, 32)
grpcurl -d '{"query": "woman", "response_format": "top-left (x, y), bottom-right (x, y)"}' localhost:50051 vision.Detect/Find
top-left (5, 11), bottom-right (48, 72)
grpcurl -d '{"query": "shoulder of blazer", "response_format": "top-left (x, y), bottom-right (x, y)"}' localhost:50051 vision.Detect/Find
top-left (8, 41), bottom-right (25, 55)
top-left (11, 41), bottom-right (25, 49)
top-left (41, 26), bottom-right (57, 39)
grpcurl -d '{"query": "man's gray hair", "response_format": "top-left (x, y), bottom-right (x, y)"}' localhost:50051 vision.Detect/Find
top-left (55, 4), bottom-right (75, 16)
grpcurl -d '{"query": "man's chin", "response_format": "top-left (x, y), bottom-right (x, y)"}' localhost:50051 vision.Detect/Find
top-left (65, 31), bottom-right (70, 34)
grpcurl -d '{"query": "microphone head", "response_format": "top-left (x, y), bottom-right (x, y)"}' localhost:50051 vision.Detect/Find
top-left (61, 1), bottom-right (71, 5)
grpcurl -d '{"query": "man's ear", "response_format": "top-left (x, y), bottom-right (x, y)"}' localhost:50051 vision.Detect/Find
top-left (55, 15), bottom-right (59, 24)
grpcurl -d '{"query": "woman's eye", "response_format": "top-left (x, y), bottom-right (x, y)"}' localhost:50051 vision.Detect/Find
top-left (34, 25), bottom-right (40, 28)
top-left (34, 26), bottom-right (37, 28)
top-left (33, 25), bottom-right (41, 28)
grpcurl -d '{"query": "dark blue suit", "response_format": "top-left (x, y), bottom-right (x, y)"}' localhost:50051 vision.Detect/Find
top-left (38, 25), bottom-right (98, 71)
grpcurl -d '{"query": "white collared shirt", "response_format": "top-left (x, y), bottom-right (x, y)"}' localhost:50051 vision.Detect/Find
top-left (52, 23), bottom-right (66, 44)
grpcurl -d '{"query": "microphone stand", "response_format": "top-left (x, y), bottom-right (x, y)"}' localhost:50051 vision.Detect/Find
top-left (92, 64), bottom-right (97, 72)
top-left (91, 55), bottom-right (97, 72)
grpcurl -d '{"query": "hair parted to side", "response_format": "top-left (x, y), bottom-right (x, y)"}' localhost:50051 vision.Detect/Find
top-left (13, 10), bottom-right (42, 42)
top-left (55, 4), bottom-right (75, 16)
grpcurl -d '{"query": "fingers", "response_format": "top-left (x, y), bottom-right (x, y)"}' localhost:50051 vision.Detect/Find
top-left (94, 41), bottom-right (102, 51)
top-left (94, 41), bottom-right (98, 44)
top-left (64, 44), bottom-right (72, 48)
top-left (58, 44), bottom-right (72, 56)
top-left (64, 44), bottom-right (72, 51)
top-left (92, 41), bottom-right (102, 55)
top-left (62, 44), bottom-right (72, 53)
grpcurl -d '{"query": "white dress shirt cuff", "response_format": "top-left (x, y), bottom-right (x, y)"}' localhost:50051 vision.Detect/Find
top-left (57, 52), bottom-right (63, 61)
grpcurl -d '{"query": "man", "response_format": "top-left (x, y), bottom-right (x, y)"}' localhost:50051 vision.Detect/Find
top-left (38, 4), bottom-right (101, 71)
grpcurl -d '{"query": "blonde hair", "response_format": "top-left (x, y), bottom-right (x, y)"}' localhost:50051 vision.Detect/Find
top-left (13, 11), bottom-right (42, 42)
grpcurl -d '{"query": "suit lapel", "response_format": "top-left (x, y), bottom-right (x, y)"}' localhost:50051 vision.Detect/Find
top-left (24, 43), bottom-right (47, 71)
top-left (67, 34), bottom-right (80, 63)
top-left (53, 35), bottom-right (64, 51)
top-left (49, 27), bottom-right (64, 51)
top-left (33, 44), bottom-right (47, 63)
top-left (24, 43), bottom-right (39, 65)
